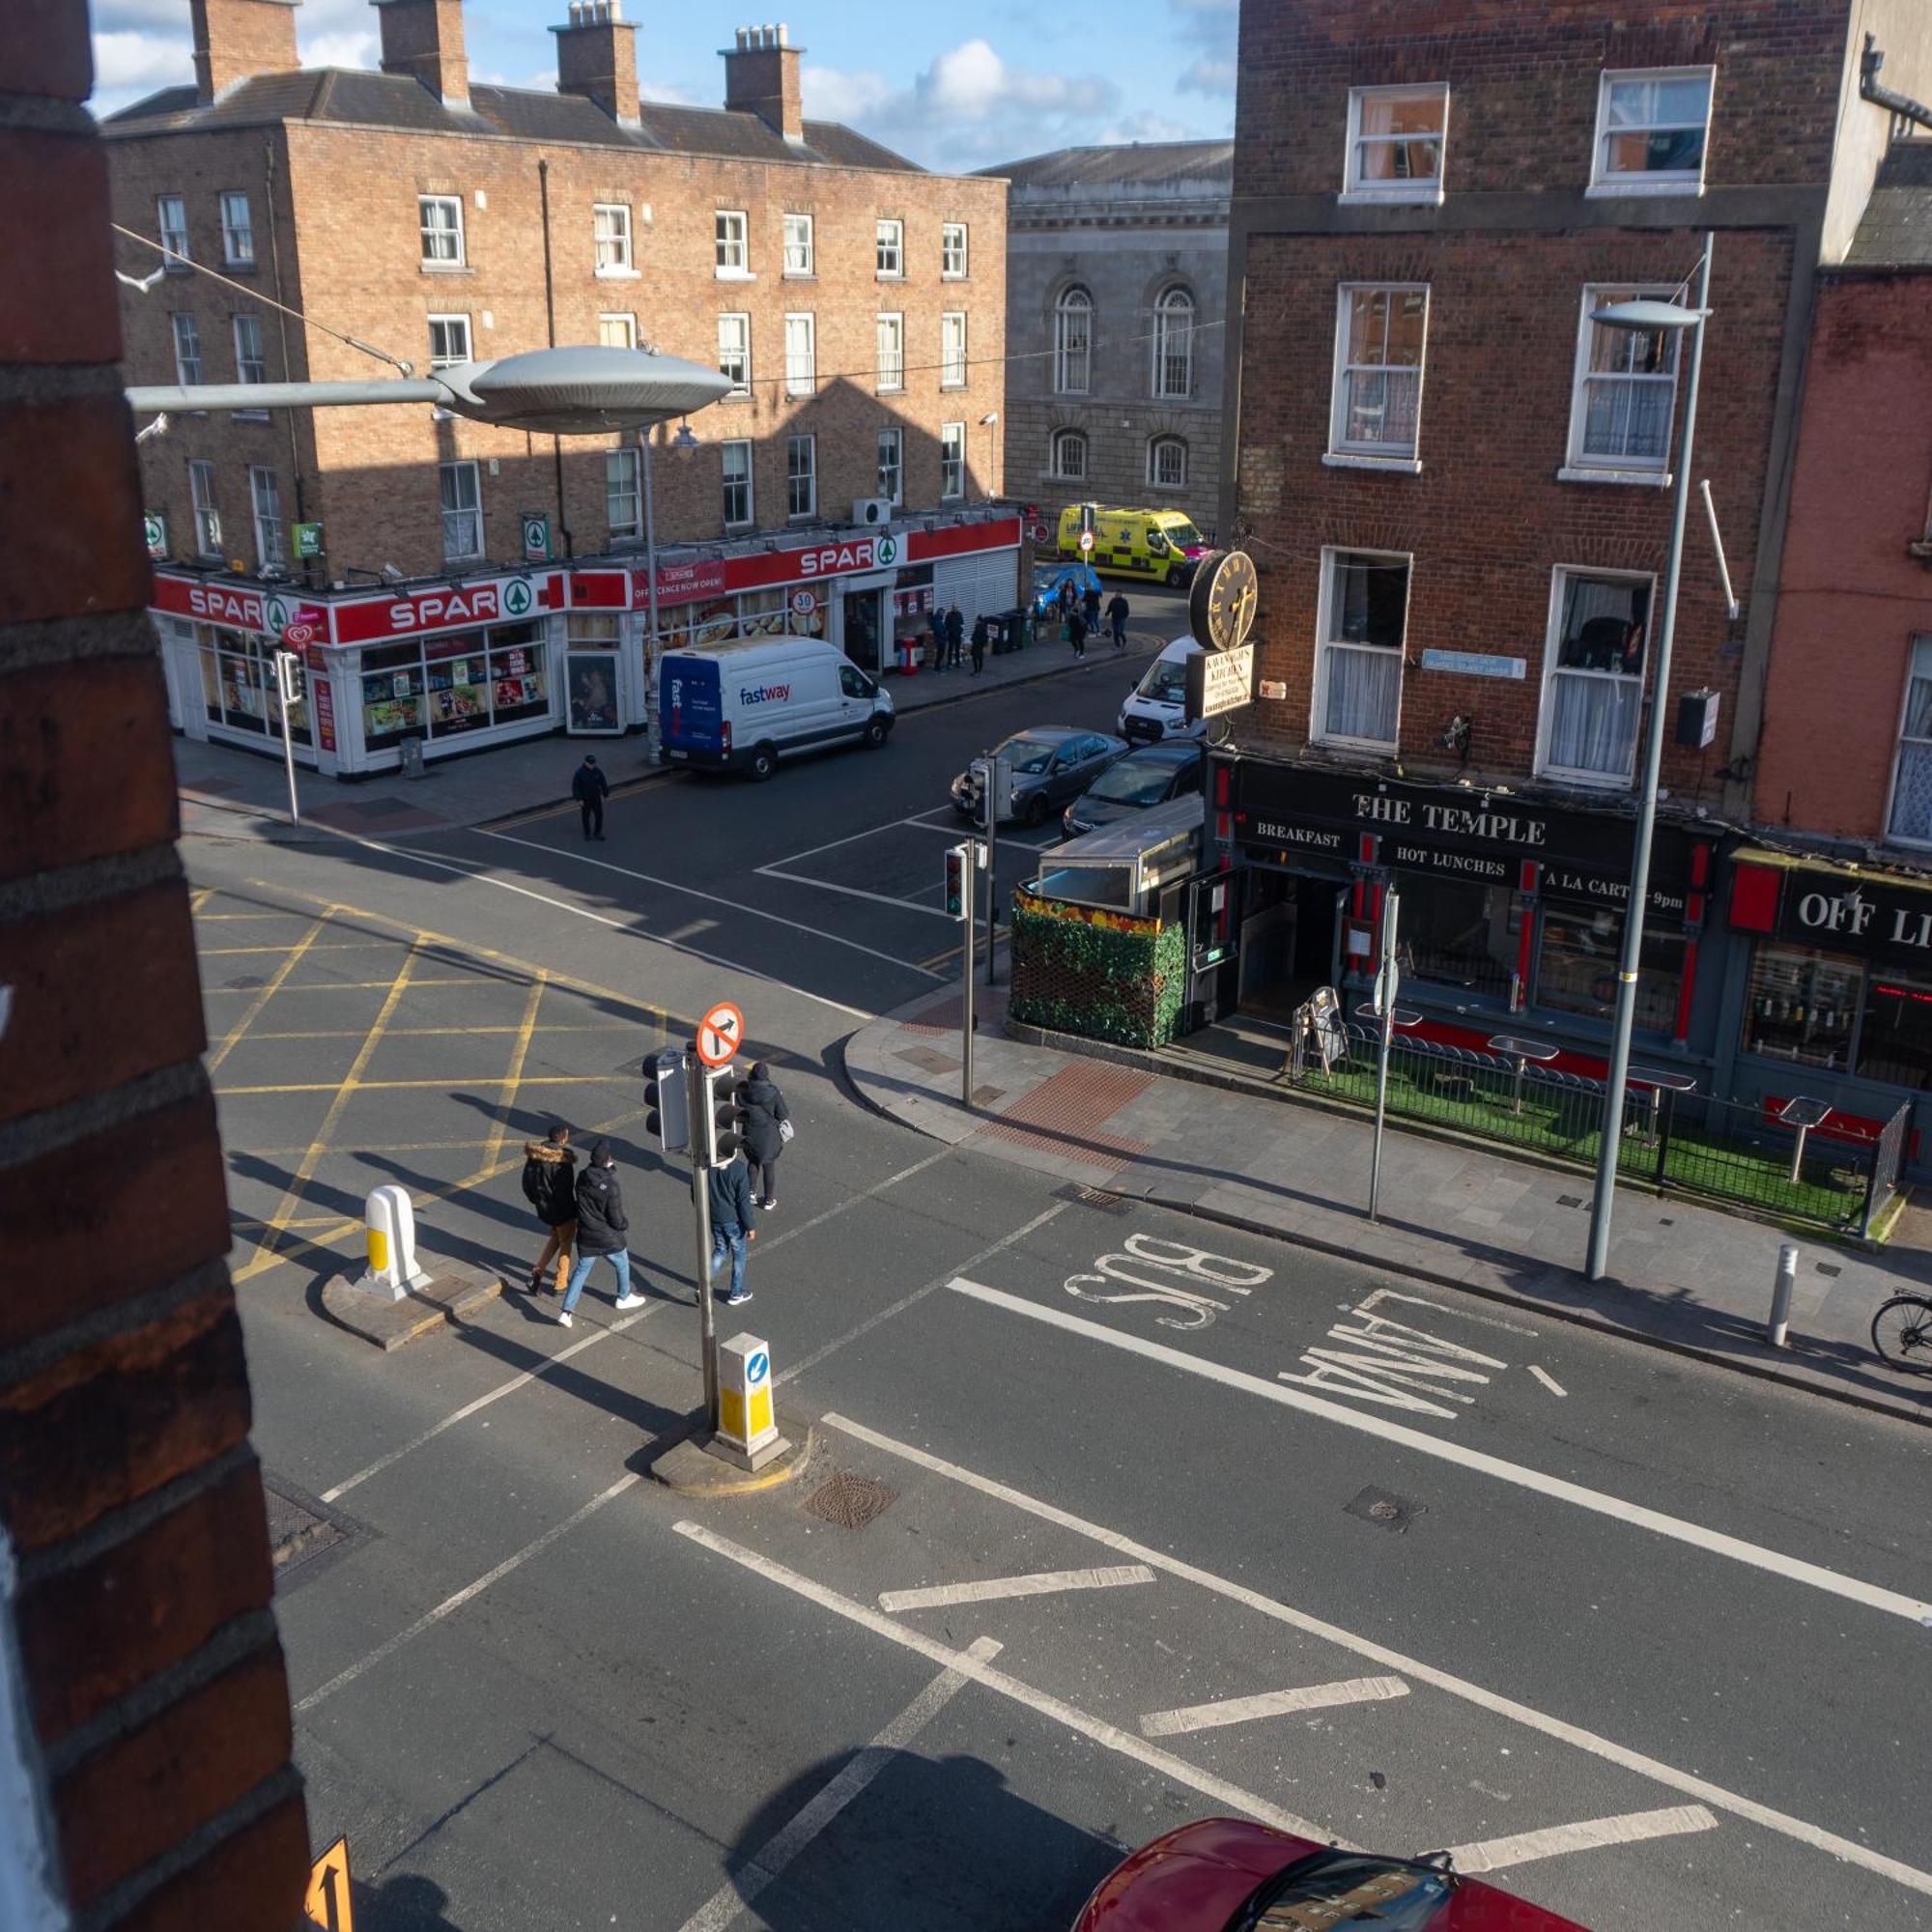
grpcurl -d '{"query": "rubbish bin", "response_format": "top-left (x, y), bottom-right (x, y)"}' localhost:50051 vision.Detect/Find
top-left (399, 734), bottom-right (426, 780)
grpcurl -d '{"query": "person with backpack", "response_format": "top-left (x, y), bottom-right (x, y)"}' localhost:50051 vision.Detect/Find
top-left (740, 1062), bottom-right (791, 1210)
top-left (557, 1142), bottom-right (642, 1327)
top-left (521, 1122), bottom-right (578, 1296)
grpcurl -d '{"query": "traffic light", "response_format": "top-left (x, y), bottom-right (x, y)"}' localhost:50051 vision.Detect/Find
top-left (945, 843), bottom-right (967, 920)
top-left (696, 1064), bottom-right (749, 1168)
top-left (643, 1048), bottom-right (689, 1153)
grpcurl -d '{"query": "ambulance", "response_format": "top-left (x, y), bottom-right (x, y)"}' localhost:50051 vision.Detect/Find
top-left (1055, 503), bottom-right (1211, 586)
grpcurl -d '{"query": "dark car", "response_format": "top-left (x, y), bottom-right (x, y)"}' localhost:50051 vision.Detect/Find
top-left (1073, 1820), bottom-right (1591, 1931)
top-left (1063, 738), bottom-right (1204, 838)
top-left (951, 725), bottom-right (1128, 828)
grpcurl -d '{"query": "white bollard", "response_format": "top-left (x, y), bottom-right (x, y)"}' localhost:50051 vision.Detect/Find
top-left (352, 1184), bottom-right (432, 1300)
top-left (1768, 1241), bottom-right (1798, 1349)
top-left (712, 1332), bottom-right (786, 1470)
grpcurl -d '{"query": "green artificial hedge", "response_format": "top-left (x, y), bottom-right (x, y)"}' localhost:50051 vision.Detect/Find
top-left (1009, 891), bottom-right (1187, 1048)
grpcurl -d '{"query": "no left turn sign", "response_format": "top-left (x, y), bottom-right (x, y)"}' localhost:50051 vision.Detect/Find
top-left (696, 1000), bottom-right (744, 1068)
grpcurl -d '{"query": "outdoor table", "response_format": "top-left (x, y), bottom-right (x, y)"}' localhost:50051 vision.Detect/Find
top-left (1489, 1034), bottom-right (1560, 1115)
top-left (1629, 1065), bottom-right (1698, 1146)
top-left (1354, 1002), bottom-right (1423, 1027)
top-left (1777, 1094), bottom-right (1834, 1184)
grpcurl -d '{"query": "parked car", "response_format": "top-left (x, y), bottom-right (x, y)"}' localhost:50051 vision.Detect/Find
top-left (1120, 637), bottom-right (1205, 744)
top-left (1072, 1820), bottom-right (1591, 1931)
top-left (660, 637), bottom-right (893, 780)
top-left (1063, 738), bottom-right (1203, 838)
top-left (1031, 561), bottom-right (1102, 623)
top-left (950, 725), bottom-right (1128, 828)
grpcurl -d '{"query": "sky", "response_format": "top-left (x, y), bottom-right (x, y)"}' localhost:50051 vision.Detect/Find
top-left (89, 0), bottom-right (1237, 170)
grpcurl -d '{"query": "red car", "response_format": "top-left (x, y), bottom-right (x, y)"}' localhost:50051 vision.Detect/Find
top-left (1074, 1819), bottom-right (1591, 1930)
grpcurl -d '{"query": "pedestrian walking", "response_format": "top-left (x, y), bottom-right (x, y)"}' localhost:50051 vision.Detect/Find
top-left (928, 604), bottom-right (947, 673)
top-left (557, 1141), bottom-right (642, 1327)
top-left (1067, 609), bottom-right (1088, 660)
top-left (572, 753), bottom-right (610, 841)
top-left (1059, 579), bottom-right (1076, 623)
top-left (521, 1122), bottom-right (578, 1296)
top-left (970, 613), bottom-right (988, 674)
top-left (1106, 590), bottom-right (1130, 650)
top-left (945, 601), bottom-right (965, 668)
top-left (741, 1061), bottom-right (792, 1209)
top-left (1082, 582), bottom-right (1102, 636)
top-left (705, 1151), bottom-right (758, 1306)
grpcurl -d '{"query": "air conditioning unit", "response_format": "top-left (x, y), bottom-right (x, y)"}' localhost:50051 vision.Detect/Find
top-left (851, 497), bottom-right (895, 527)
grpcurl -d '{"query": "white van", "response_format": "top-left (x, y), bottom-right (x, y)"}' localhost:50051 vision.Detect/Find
top-left (660, 638), bottom-right (895, 780)
top-left (1118, 637), bottom-right (1204, 744)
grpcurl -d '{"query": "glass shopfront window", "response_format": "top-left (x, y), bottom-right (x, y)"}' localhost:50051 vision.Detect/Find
top-left (1393, 876), bottom-right (1518, 1001)
top-left (652, 588), bottom-right (823, 654)
top-left (1539, 898), bottom-right (1684, 1035)
top-left (361, 620), bottom-right (553, 752)
top-left (196, 625), bottom-right (309, 744)
top-left (1743, 945), bottom-right (1861, 1071)
top-left (1858, 973), bottom-right (1932, 1090)
top-left (360, 640), bottom-right (426, 750)
top-left (489, 620), bottom-right (550, 724)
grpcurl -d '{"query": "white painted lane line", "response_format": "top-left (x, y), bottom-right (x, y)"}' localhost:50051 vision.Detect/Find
top-left (761, 812), bottom-right (957, 870)
top-left (1529, 1365), bottom-right (1569, 1398)
top-left (1442, 1804), bottom-right (1718, 1875)
top-left (755, 867), bottom-right (958, 922)
top-left (947, 1277), bottom-right (1932, 1627)
top-left (296, 1474), bottom-right (639, 1714)
top-left (1357, 1286), bottom-right (1539, 1337)
top-left (822, 1412), bottom-right (1932, 1902)
top-left (674, 1635), bottom-right (1003, 1932)
top-left (672, 1521), bottom-right (1350, 1849)
top-left (1140, 1676), bottom-right (1408, 1738)
top-left (879, 1564), bottom-right (1152, 1614)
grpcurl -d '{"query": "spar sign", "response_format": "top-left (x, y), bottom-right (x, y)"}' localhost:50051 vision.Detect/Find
top-left (332, 571), bottom-right (558, 644)
top-left (150, 574), bottom-right (331, 642)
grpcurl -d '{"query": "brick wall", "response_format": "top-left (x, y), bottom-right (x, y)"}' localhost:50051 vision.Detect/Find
top-left (0, 4), bottom-right (306, 1925)
top-left (1755, 270), bottom-right (1932, 841)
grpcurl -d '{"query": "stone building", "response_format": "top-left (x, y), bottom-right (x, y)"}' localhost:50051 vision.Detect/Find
top-left (982, 141), bottom-right (1231, 539)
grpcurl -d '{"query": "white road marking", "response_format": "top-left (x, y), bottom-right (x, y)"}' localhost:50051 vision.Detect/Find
top-left (1529, 1365), bottom-right (1569, 1398)
top-left (295, 1473), bottom-right (639, 1714)
top-left (672, 1521), bottom-right (1349, 1848)
top-left (947, 1277), bottom-right (1932, 1626)
top-left (762, 812), bottom-right (962, 870)
top-left (755, 867), bottom-right (958, 921)
top-left (822, 1412), bottom-right (1932, 1902)
top-left (880, 1564), bottom-right (1152, 1613)
top-left (673, 1635), bottom-right (1003, 1932)
top-left (1357, 1286), bottom-right (1539, 1337)
top-left (1442, 1804), bottom-right (1718, 1874)
top-left (1140, 1676), bottom-right (1408, 1738)
top-left (1285, 1306), bottom-right (1507, 1420)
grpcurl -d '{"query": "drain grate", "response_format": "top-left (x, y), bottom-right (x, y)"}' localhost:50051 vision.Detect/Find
top-left (1345, 1485), bottom-right (1425, 1534)
top-left (1057, 1182), bottom-right (1131, 1216)
top-left (1556, 1194), bottom-right (1584, 1208)
top-left (1814, 1261), bottom-right (1842, 1277)
top-left (805, 1470), bottom-right (898, 1530)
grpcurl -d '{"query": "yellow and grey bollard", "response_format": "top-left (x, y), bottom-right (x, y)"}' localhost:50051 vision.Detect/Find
top-left (353, 1183), bottom-right (431, 1300)
top-left (711, 1332), bottom-right (789, 1470)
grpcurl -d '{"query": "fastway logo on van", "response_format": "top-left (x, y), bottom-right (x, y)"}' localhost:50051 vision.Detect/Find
top-left (740, 683), bottom-right (792, 705)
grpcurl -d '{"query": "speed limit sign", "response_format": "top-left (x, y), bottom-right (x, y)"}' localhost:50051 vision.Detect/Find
top-left (1078, 529), bottom-right (1095, 554)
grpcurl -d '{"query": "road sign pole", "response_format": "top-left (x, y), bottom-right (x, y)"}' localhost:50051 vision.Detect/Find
top-left (273, 649), bottom-right (301, 827)
top-left (684, 1047), bottom-right (719, 1426)
top-left (980, 759), bottom-right (1002, 987)
top-left (1369, 891), bottom-right (1400, 1224)
top-left (960, 839), bottom-right (977, 1108)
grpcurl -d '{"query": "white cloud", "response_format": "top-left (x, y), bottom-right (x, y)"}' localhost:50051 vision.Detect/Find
top-left (1098, 110), bottom-right (1200, 146)
top-left (92, 0), bottom-right (394, 112)
top-left (92, 28), bottom-right (190, 98)
top-left (1177, 56), bottom-right (1236, 98)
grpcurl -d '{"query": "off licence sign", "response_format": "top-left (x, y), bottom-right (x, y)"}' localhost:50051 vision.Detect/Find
top-left (1186, 643), bottom-right (1254, 721)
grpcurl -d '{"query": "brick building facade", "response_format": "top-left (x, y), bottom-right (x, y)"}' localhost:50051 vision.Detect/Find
top-left (1198, 0), bottom-right (1932, 1123)
top-left (106, 0), bottom-right (1011, 775)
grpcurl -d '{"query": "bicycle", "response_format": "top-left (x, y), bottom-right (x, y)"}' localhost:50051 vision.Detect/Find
top-left (1870, 1293), bottom-right (1932, 1372)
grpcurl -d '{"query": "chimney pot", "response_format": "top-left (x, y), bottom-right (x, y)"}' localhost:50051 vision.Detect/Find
top-left (374, 0), bottom-right (471, 111)
top-left (721, 14), bottom-right (803, 139)
top-left (554, 0), bottom-right (640, 127)
top-left (190, 0), bottom-right (300, 106)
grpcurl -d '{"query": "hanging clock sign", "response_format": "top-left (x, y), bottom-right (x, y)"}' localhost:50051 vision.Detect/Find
top-left (1187, 549), bottom-right (1259, 653)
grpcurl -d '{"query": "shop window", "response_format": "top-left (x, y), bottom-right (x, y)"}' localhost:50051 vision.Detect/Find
top-left (1345, 84), bottom-right (1449, 201)
top-left (783, 313), bottom-right (815, 396)
top-left (1152, 285), bottom-right (1194, 399)
top-left (1567, 286), bottom-right (1679, 476)
top-left (592, 202), bottom-right (633, 276)
top-left (877, 426), bottom-right (902, 506)
top-left (157, 193), bottom-right (188, 268)
top-left (718, 313), bottom-right (751, 395)
top-left (722, 439), bottom-right (753, 528)
top-left (220, 190), bottom-right (254, 267)
top-left (1054, 286), bottom-right (1093, 395)
top-left (1886, 636), bottom-right (1932, 846)
top-left (1330, 285), bottom-right (1427, 461)
top-left (440, 459), bottom-right (482, 561)
top-left (786, 433), bottom-right (815, 518)
top-left (940, 422), bottom-right (965, 500)
top-left (422, 635), bottom-right (492, 737)
top-left (715, 210), bottom-right (749, 276)
top-left (606, 447), bottom-right (640, 541)
top-left (1538, 900), bottom-right (1684, 1034)
top-left (876, 312), bottom-right (904, 393)
top-left (197, 625), bottom-right (271, 737)
top-left (782, 213), bottom-right (813, 276)
top-left (1538, 569), bottom-right (1651, 786)
top-left (941, 221), bottom-right (968, 279)
top-left (171, 312), bottom-right (202, 385)
top-left (875, 218), bottom-right (903, 278)
top-left (1744, 946), bottom-right (1861, 1070)
top-left (1591, 68), bottom-right (1714, 195)
top-left (1394, 876), bottom-right (1517, 1001)
top-left (362, 642), bottom-right (425, 750)
top-left (489, 620), bottom-right (550, 724)
top-left (941, 311), bottom-right (967, 389)
top-left (1857, 972), bottom-right (1932, 1089)
top-left (419, 194), bottom-right (464, 268)
top-left (1314, 548), bottom-right (1408, 752)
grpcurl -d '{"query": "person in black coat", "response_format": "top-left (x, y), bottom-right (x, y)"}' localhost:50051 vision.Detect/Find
top-left (1106, 590), bottom-right (1130, 649)
top-left (572, 754), bottom-right (610, 841)
top-left (1082, 582), bottom-right (1102, 635)
top-left (1067, 609), bottom-right (1088, 660)
top-left (945, 601), bottom-right (965, 668)
top-left (558, 1142), bottom-right (639, 1326)
top-left (970, 614), bottom-right (988, 675)
top-left (704, 1155), bottom-right (757, 1304)
top-left (740, 1062), bottom-right (791, 1209)
top-left (520, 1123), bottom-right (578, 1295)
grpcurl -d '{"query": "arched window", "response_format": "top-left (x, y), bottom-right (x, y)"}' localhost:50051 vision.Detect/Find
top-left (1053, 286), bottom-right (1093, 394)
top-left (1050, 429), bottom-right (1088, 480)
top-left (1148, 435), bottom-right (1188, 490)
top-left (1152, 285), bottom-right (1194, 399)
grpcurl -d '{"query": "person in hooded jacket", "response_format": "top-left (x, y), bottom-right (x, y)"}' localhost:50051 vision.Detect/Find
top-left (740, 1061), bottom-right (791, 1209)
top-left (521, 1122), bottom-right (578, 1296)
top-left (558, 1141), bottom-right (642, 1327)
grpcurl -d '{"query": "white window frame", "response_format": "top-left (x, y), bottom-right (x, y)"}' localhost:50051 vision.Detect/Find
top-left (783, 312), bottom-right (815, 397)
top-left (718, 312), bottom-right (752, 396)
top-left (782, 212), bottom-right (814, 276)
top-left (722, 438), bottom-right (754, 528)
top-left (1049, 428), bottom-right (1088, 481)
top-left (1148, 435), bottom-right (1188, 490)
top-left (249, 465), bottom-right (285, 567)
top-left (170, 312), bottom-right (202, 385)
top-left (876, 312), bottom-right (904, 393)
top-left (786, 433), bottom-right (816, 520)
top-left (1561, 284), bottom-right (1680, 484)
top-left (440, 457), bottom-right (483, 561)
top-left (715, 209), bottom-right (751, 277)
top-left (1588, 67), bottom-right (1715, 198)
top-left (1151, 285), bottom-right (1194, 400)
top-left (428, 312), bottom-right (471, 367)
top-left (188, 458), bottom-right (220, 555)
top-left (1341, 84), bottom-right (1449, 204)
top-left (1534, 565), bottom-right (1658, 789)
top-left (1885, 636), bottom-right (1932, 848)
top-left (597, 312), bottom-right (638, 351)
top-left (940, 310), bottom-right (967, 390)
top-left (232, 312), bottom-right (267, 384)
top-left (419, 193), bottom-right (465, 268)
top-left (219, 189), bottom-right (254, 266)
top-left (1326, 283), bottom-right (1429, 469)
top-left (593, 202), bottom-right (636, 276)
top-left (940, 421), bottom-right (966, 500)
top-left (877, 426), bottom-right (903, 506)
top-left (1053, 286), bottom-right (1093, 395)
top-left (157, 193), bottom-right (189, 269)
top-left (606, 445), bottom-right (641, 541)
top-left (941, 221), bottom-right (969, 278)
top-left (1312, 546), bottom-right (1411, 754)
top-left (876, 218), bottom-right (904, 278)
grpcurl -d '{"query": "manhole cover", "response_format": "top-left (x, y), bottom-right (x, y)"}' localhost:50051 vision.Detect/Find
top-left (223, 975), bottom-right (267, 990)
top-left (805, 1470), bottom-right (898, 1530)
top-left (1556, 1194), bottom-right (1583, 1208)
top-left (1345, 1485), bottom-right (1425, 1534)
top-left (261, 1477), bottom-right (363, 1590)
top-left (1815, 1262), bottom-right (1842, 1278)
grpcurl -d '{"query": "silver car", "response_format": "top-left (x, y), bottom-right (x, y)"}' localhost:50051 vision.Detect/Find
top-left (951, 725), bottom-right (1129, 827)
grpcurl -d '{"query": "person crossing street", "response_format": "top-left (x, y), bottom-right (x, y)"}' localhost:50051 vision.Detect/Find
top-left (572, 754), bottom-right (610, 841)
top-left (705, 1151), bottom-right (758, 1306)
top-left (1106, 590), bottom-right (1130, 650)
top-left (521, 1122), bottom-right (579, 1296)
top-left (557, 1141), bottom-right (642, 1326)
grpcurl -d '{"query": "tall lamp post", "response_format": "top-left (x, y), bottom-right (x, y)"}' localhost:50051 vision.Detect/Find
top-left (639, 418), bottom-right (700, 761)
top-left (1583, 235), bottom-right (1715, 1284)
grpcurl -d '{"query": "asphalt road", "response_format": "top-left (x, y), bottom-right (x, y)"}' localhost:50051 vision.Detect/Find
top-left (180, 632), bottom-right (1932, 1932)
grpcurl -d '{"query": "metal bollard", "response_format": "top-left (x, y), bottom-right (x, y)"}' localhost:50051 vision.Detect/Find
top-left (353, 1183), bottom-right (431, 1300)
top-left (1767, 1241), bottom-right (1798, 1349)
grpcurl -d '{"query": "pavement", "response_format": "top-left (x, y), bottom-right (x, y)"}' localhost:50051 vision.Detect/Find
top-left (844, 977), bottom-right (1932, 1427)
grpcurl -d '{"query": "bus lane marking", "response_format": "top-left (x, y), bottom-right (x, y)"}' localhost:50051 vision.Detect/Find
top-left (1140, 1676), bottom-right (1409, 1738)
top-left (1442, 1804), bottom-right (1718, 1874)
top-left (879, 1564), bottom-right (1152, 1613)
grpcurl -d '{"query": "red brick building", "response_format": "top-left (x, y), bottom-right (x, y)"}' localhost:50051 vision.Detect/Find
top-left (105, 0), bottom-right (1012, 776)
top-left (1202, 0), bottom-right (1932, 1104)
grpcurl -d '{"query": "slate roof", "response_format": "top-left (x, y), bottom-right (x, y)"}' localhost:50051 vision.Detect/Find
top-left (979, 140), bottom-right (1234, 194)
top-left (103, 69), bottom-right (923, 175)
top-left (1843, 139), bottom-right (1932, 269)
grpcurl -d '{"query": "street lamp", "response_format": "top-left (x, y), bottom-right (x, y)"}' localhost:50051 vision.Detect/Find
top-left (1583, 234), bottom-right (1715, 1284)
top-left (639, 417), bottom-right (703, 761)
top-left (979, 411), bottom-right (1000, 501)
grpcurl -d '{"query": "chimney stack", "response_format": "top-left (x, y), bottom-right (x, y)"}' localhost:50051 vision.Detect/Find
top-left (722, 21), bottom-right (803, 143)
top-left (553, 0), bottom-right (640, 129)
top-left (189, 0), bottom-right (300, 105)
top-left (374, 0), bottom-right (470, 110)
